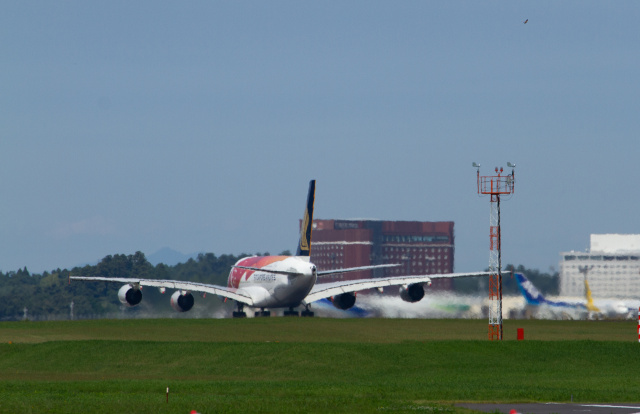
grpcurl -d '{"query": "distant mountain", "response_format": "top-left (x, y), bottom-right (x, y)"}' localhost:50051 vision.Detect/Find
top-left (147, 247), bottom-right (200, 266)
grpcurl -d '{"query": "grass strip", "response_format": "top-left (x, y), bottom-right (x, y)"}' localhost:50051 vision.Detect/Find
top-left (0, 340), bottom-right (638, 413)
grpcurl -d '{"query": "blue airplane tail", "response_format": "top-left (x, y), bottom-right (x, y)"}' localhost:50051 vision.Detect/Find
top-left (515, 273), bottom-right (585, 309)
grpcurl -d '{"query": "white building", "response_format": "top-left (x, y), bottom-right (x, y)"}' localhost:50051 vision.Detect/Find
top-left (560, 234), bottom-right (640, 298)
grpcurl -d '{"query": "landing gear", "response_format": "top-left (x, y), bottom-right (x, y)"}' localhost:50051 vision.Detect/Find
top-left (255, 308), bottom-right (271, 317)
top-left (301, 304), bottom-right (314, 317)
top-left (233, 303), bottom-right (247, 318)
top-left (284, 307), bottom-right (299, 317)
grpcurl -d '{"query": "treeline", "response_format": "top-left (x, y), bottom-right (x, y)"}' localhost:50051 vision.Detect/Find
top-left (0, 253), bottom-right (558, 321)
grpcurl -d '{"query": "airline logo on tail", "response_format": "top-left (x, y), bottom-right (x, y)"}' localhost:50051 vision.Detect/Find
top-left (299, 209), bottom-right (310, 252)
top-left (296, 180), bottom-right (315, 257)
top-left (515, 273), bottom-right (545, 305)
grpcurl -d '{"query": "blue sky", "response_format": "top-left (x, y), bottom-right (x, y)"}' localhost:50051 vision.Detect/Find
top-left (2, 2), bottom-right (640, 274)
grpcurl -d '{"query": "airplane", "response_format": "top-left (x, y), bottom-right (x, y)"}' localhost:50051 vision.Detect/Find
top-left (515, 273), bottom-right (639, 319)
top-left (70, 180), bottom-right (492, 317)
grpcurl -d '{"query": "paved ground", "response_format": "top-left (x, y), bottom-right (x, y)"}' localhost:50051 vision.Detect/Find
top-left (456, 403), bottom-right (640, 414)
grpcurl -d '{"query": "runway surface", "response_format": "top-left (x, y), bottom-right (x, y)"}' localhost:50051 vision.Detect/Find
top-left (456, 403), bottom-right (640, 414)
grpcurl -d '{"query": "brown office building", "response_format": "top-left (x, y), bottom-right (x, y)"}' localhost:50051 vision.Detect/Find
top-left (309, 219), bottom-right (455, 291)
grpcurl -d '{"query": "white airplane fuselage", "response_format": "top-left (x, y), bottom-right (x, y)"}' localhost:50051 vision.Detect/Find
top-left (228, 256), bottom-right (317, 308)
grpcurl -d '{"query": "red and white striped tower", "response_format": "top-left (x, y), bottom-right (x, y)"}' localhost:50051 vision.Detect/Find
top-left (475, 163), bottom-right (516, 341)
top-left (637, 307), bottom-right (639, 343)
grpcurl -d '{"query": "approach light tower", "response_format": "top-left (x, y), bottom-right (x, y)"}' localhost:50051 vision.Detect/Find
top-left (474, 162), bottom-right (516, 341)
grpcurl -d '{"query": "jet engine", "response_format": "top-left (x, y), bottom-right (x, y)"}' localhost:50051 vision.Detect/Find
top-left (331, 292), bottom-right (356, 310)
top-left (400, 283), bottom-right (425, 303)
top-left (118, 284), bottom-right (142, 307)
top-left (170, 291), bottom-right (195, 312)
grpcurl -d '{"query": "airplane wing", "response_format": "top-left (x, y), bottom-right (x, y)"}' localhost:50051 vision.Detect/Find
top-left (304, 271), bottom-right (493, 304)
top-left (69, 276), bottom-right (254, 306)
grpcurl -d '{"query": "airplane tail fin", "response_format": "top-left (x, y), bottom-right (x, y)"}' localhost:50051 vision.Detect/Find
top-left (584, 279), bottom-right (601, 312)
top-left (295, 180), bottom-right (316, 259)
top-left (515, 273), bottom-right (546, 305)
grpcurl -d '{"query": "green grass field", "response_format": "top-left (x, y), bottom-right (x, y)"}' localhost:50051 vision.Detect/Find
top-left (0, 318), bottom-right (638, 413)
